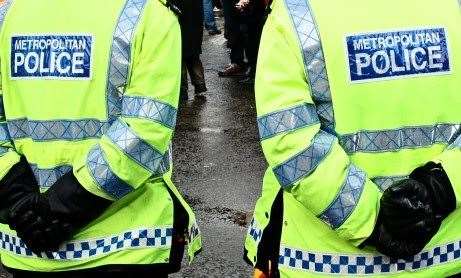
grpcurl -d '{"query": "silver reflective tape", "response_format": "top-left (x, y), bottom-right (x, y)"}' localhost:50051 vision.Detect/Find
top-left (30, 164), bottom-right (73, 189)
top-left (372, 175), bottom-right (408, 192)
top-left (340, 124), bottom-right (461, 154)
top-left (0, 0), bottom-right (12, 30)
top-left (273, 131), bottom-right (335, 188)
top-left (106, 119), bottom-right (170, 175)
top-left (7, 119), bottom-right (110, 141)
top-left (0, 122), bottom-right (10, 141)
top-left (122, 96), bottom-right (177, 129)
top-left (258, 103), bottom-right (319, 140)
top-left (106, 0), bottom-right (148, 118)
top-left (284, 0), bottom-right (336, 132)
top-left (87, 145), bottom-right (133, 199)
top-left (319, 164), bottom-right (366, 229)
top-left (279, 240), bottom-right (461, 274)
top-left (0, 227), bottom-right (173, 260)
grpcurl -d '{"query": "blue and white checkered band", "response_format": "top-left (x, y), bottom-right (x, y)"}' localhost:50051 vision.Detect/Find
top-left (339, 123), bottom-right (461, 154)
top-left (30, 164), bottom-right (73, 189)
top-left (284, 0), bottom-right (336, 131)
top-left (346, 28), bottom-right (451, 83)
top-left (106, 0), bottom-right (147, 119)
top-left (257, 104), bottom-right (319, 140)
top-left (279, 241), bottom-right (461, 274)
top-left (189, 222), bottom-right (201, 242)
top-left (247, 218), bottom-right (263, 245)
top-left (0, 227), bottom-right (173, 260)
top-left (0, 0), bottom-right (13, 30)
top-left (87, 145), bottom-right (134, 199)
top-left (7, 118), bottom-right (110, 141)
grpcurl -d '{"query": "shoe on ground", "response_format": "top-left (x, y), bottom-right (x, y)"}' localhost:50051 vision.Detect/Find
top-left (218, 64), bottom-right (247, 78)
top-left (208, 29), bottom-right (222, 36)
top-left (239, 76), bottom-right (255, 85)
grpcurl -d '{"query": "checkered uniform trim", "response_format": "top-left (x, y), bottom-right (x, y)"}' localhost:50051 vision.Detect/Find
top-left (339, 124), bottom-right (461, 154)
top-left (319, 164), bottom-right (366, 229)
top-left (7, 118), bottom-right (110, 141)
top-left (279, 242), bottom-right (461, 274)
top-left (273, 130), bottom-right (336, 188)
top-left (257, 104), bottom-right (319, 140)
top-left (0, 227), bottom-right (173, 260)
top-left (87, 145), bottom-right (134, 199)
top-left (106, 0), bottom-right (147, 118)
top-left (30, 164), bottom-right (73, 189)
top-left (372, 175), bottom-right (408, 192)
top-left (247, 218), bottom-right (263, 245)
top-left (284, 0), bottom-right (336, 131)
top-left (105, 119), bottom-right (171, 176)
top-left (122, 96), bottom-right (178, 129)
top-left (0, 0), bottom-right (12, 30)
top-left (189, 222), bottom-right (201, 242)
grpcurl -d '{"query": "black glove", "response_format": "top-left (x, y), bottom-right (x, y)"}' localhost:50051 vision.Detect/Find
top-left (0, 157), bottom-right (37, 223)
top-left (410, 162), bottom-right (456, 221)
top-left (366, 179), bottom-right (440, 258)
top-left (8, 172), bottom-right (112, 253)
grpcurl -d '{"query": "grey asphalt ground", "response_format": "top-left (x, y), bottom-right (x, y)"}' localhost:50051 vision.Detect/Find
top-left (0, 18), bottom-right (266, 278)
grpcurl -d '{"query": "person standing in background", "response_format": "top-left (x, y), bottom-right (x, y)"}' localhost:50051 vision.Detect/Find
top-left (180, 0), bottom-right (208, 100)
top-left (203, 0), bottom-right (222, 35)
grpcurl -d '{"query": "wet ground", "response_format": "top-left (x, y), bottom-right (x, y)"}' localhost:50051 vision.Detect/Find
top-left (0, 18), bottom-right (265, 278)
top-left (171, 25), bottom-right (266, 277)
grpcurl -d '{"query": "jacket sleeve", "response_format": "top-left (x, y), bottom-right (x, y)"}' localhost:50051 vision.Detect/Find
top-left (74, 0), bottom-right (180, 201)
top-left (432, 136), bottom-right (461, 208)
top-left (255, 0), bottom-right (381, 246)
top-left (0, 23), bottom-right (21, 180)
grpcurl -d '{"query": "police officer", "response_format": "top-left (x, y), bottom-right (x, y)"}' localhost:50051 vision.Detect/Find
top-left (245, 0), bottom-right (461, 277)
top-left (0, 0), bottom-right (201, 277)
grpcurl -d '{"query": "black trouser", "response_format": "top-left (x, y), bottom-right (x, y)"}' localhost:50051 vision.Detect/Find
top-left (181, 55), bottom-right (206, 98)
top-left (242, 11), bottom-right (265, 77)
top-left (8, 266), bottom-right (168, 278)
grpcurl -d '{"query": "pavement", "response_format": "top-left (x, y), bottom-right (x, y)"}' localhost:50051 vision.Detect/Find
top-left (0, 18), bottom-right (266, 278)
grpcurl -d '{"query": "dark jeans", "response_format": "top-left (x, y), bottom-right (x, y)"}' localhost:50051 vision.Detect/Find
top-left (181, 55), bottom-right (207, 99)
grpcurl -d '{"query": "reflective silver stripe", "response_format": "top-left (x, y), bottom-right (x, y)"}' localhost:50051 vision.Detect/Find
top-left (106, 119), bottom-right (170, 175)
top-left (0, 0), bottom-right (12, 30)
top-left (372, 175), bottom-right (408, 192)
top-left (316, 102), bottom-right (334, 133)
top-left (122, 96), bottom-right (177, 129)
top-left (106, 0), bottom-right (148, 118)
top-left (0, 227), bottom-right (172, 260)
top-left (284, 0), bottom-right (335, 130)
top-left (30, 164), bottom-right (72, 189)
top-left (273, 131), bottom-right (335, 188)
top-left (319, 164), bottom-right (366, 229)
top-left (279, 240), bottom-right (461, 274)
top-left (7, 119), bottom-right (110, 141)
top-left (258, 104), bottom-right (319, 140)
top-left (339, 124), bottom-right (461, 154)
top-left (87, 145), bottom-right (133, 199)
top-left (0, 122), bottom-right (10, 141)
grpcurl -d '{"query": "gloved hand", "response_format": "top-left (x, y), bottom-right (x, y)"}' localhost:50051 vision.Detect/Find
top-left (0, 157), bottom-right (37, 223)
top-left (410, 162), bottom-right (456, 221)
top-left (366, 179), bottom-right (440, 259)
top-left (8, 172), bottom-right (112, 253)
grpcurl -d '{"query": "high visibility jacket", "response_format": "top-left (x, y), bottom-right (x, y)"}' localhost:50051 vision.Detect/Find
top-left (245, 0), bottom-right (461, 276)
top-left (0, 0), bottom-right (201, 272)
